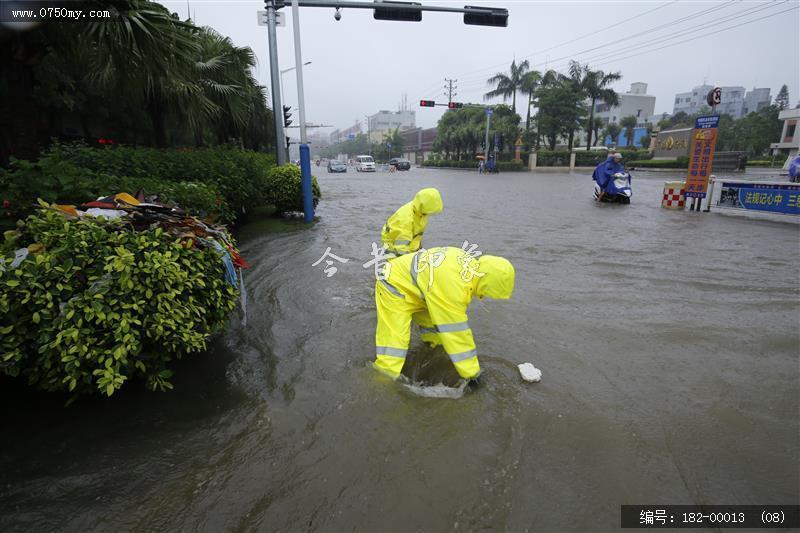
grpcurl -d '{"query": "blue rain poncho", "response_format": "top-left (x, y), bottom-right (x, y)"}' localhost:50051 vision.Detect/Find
top-left (592, 157), bottom-right (624, 191)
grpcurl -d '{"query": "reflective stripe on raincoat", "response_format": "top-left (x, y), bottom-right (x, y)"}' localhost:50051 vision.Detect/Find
top-left (381, 188), bottom-right (443, 255)
top-left (373, 246), bottom-right (515, 380)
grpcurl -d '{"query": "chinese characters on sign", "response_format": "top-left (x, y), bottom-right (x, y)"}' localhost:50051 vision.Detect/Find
top-left (311, 241), bottom-right (484, 283)
top-left (717, 182), bottom-right (800, 215)
top-left (685, 115), bottom-right (720, 199)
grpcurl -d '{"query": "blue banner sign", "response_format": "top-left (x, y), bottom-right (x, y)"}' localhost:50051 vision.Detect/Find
top-left (695, 115), bottom-right (720, 129)
top-left (717, 181), bottom-right (800, 215)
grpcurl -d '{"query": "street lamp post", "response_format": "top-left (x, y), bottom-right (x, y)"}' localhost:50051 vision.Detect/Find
top-left (364, 115), bottom-right (372, 156)
top-left (280, 61), bottom-right (312, 108)
top-left (264, 0), bottom-right (509, 221)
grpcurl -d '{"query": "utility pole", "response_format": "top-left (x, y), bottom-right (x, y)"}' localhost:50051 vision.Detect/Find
top-left (263, 0), bottom-right (286, 165)
top-left (444, 78), bottom-right (457, 105)
top-left (364, 114), bottom-right (372, 156)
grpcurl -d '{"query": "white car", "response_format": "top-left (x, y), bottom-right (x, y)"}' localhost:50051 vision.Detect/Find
top-left (356, 155), bottom-right (376, 172)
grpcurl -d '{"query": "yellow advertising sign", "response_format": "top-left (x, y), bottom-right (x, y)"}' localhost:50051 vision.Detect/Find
top-left (685, 116), bottom-right (720, 199)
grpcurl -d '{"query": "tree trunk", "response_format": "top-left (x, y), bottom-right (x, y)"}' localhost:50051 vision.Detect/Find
top-left (568, 129), bottom-right (575, 151)
top-left (511, 91), bottom-right (516, 115)
top-left (147, 97), bottom-right (167, 148)
top-left (586, 97), bottom-right (596, 150)
top-left (1, 46), bottom-right (42, 165)
top-left (525, 93), bottom-right (532, 131)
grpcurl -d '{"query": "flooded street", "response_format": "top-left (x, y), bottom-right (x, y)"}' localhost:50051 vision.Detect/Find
top-left (1, 168), bottom-right (798, 531)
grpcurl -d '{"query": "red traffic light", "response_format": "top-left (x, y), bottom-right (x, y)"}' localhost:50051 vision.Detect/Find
top-left (419, 100), bottom-right (435, 107)
top-left (448, 102), bottom-right (463, 109)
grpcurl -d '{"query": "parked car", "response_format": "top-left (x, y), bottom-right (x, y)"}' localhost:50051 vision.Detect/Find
top-left (327, 159), bottom-right (347, 173)
top-left (388, 158), bottom-right (411, 171)
top-left (356, 155), bottom-right (376, 172)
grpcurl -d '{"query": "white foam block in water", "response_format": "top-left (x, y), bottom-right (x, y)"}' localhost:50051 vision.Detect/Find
top-left (518, 363), bottom-right (542, 383)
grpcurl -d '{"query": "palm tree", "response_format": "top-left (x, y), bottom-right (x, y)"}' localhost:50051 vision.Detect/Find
top-left (568, 61), bottom-right (622, 150)
top-left (603, 123), bottom-right (621, 147)
top-left (619, 115), bottom-right (638, 148)
top-left (484, 60), bottom-right (530, 114)
top-left (520, 70), bottom-right (542, 132)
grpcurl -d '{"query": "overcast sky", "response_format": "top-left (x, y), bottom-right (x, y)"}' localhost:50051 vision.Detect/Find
top-left (163, 0), bottom-right (800, 135)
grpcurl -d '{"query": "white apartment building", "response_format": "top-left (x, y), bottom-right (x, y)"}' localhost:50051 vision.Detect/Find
top-left (592, 82), bottom-right (657, 126)
top-left (673, 85), bottom-right (771, 119)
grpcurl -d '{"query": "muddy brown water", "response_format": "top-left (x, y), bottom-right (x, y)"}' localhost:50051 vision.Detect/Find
top-left (1, 168), bottom-right (798, 531)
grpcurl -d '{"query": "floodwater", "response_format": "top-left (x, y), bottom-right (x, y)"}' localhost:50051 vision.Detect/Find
top-left (1, 168), bottom-right (798, 531)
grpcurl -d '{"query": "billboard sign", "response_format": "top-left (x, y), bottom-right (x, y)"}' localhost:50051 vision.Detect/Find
top-left (685, 115), bottom-right (720, 199)
top-left (717, 182), bottom-right (800, 216)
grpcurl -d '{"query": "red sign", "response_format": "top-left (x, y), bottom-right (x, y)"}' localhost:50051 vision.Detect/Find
top-left (685, 128), bottom-right (718, 198)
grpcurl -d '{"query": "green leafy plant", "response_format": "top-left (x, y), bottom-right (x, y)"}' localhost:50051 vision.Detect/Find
top-left (0, 208), bottom-right (238, 397)
top-left (264, 164), bottom-right (321, 214)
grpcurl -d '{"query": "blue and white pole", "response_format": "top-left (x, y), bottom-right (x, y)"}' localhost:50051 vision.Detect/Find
top-left (292, 0), bottom-right (314, 223)
top-left (299, 144), bottom-right (314, 222)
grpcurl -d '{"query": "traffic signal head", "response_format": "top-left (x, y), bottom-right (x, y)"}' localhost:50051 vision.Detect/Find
top-left (283, 105), bottom-right (292, 127)
top-left (420, 100), bottom-right (435, 107)
top-left (374, 1), bottom-right (422, 22)
top-left (448, 102), bottom-right (464, 109)
top-left (463, 6), bottom-right (508, 27)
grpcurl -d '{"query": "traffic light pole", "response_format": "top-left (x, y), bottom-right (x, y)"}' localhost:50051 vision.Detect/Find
top-left (484, 112), bottom-right (491, 163)
top-left (265, 0), bottom-right (287, 165)
top-left (291, 0), bottom-right (315, 223)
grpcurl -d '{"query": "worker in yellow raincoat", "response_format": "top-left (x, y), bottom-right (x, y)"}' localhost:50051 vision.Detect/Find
top-left (381, 188), bottom-right (443, 255)
top-left (373, 246), bottom-right (515, 380)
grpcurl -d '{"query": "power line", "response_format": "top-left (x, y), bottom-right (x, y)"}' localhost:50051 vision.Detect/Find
top-left (457, 0), bottom-right (740, 86)
top-left (455, 0), bottom-right (784, 94)
top-left (539, 0), bottom-right (788, 74)
top-left (451, 2), bottom-right (796, 107)
top-left (452, 0), bottom-right (682, 83)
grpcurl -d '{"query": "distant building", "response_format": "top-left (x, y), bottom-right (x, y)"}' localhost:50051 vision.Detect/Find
top-left (366, 110), bottom-right (415, 142)
top-left (672, 85), bottom-right (771, 119)
top-left (399, 127), bottom-right (437, 164)
top-left (770, 107), bottom-right (800, 159)
top-left (329, 122), bottom-right (362, 144)
top-left (592, 82), bottom-right (657, 127)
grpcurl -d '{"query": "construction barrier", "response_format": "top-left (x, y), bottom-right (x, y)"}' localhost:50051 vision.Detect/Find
top-left (662, 181), bottom-right (686, 209)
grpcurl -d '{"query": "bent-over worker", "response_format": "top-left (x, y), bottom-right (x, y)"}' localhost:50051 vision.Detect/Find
top-left (373, 246), bottom-right (515, 380)
top-left (381, 188), bottom-right (443, 255)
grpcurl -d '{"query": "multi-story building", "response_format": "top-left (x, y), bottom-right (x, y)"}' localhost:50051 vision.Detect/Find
top-left (672, 85), bottom-right (771, 118)
top-left (366, 110), bottom-right (415, 142)
top-left (770, 107), bottom-right (799, 160)
top-left (591, 82), bottom-right (657, 126)
top-left (399, 127), bottom-right (437, 164)
top-left (329, 122), bottom-right (362, 144)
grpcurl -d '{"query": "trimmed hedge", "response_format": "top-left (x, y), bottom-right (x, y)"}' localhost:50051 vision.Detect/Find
top-left (747, 160), bottom-right (783, 167)
top-left (0, 207), bottom-right (238, 396)
top-left (497, 160), bottom-right (525, 171)
top-left (628, 156), bottom-right (689, 168)
top-left (265, 164), bottom-right (321, 214)
top-left (0, 142), bottom-right (277, 224)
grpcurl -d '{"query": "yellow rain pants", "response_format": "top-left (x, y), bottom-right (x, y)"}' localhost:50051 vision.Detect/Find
top-left (374, 247), bottom-right (515, 380)
top-left (381, 188), bottom-right (443, 255)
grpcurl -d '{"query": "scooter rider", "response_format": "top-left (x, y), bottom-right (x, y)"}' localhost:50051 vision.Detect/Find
top-left (593, 152), bottom-right (624, 202)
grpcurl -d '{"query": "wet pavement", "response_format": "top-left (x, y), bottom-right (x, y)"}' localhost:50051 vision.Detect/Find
top-left (1, 167), bottom-right (798, 531)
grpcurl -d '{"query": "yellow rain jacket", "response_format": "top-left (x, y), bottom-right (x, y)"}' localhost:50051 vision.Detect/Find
top-left (381, 188), bottom-right (443, 255)
top-left (374, 246), bottom-right (515, 380)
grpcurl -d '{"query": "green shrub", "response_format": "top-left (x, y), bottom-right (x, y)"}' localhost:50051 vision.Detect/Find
top-left (264, 164), bottom-right (321, 214)
top-left (0, 208), bottom-right (238, 396)
top-left (534, 151), bottom-right (570, 167)
top-left (497, 160), bottom-right (525, 171)
top-left (747, 160), bottom-right (782, 167)
top-left (0, 142), bottom-right (276, 223)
